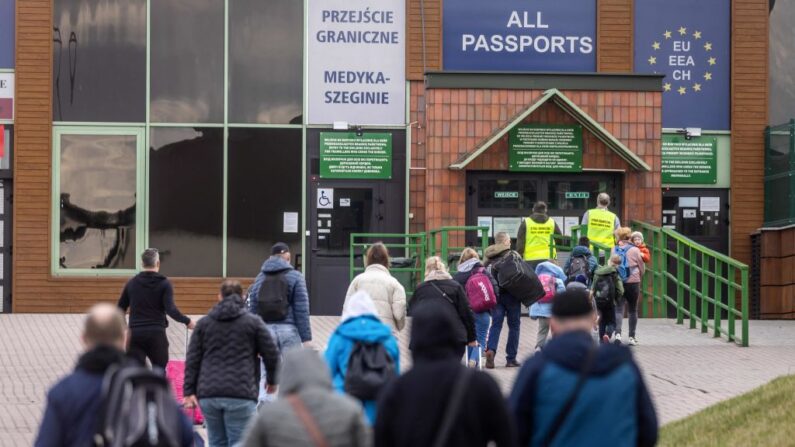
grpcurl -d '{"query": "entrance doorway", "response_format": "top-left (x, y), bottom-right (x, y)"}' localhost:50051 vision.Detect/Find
top-left (465, 171), bottom-right (623, 248)
top-left (306, 130), bottom-right (406, 315)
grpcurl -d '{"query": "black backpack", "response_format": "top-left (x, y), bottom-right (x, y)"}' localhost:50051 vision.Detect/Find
top-left (344, 342), bottom-right (397, 401)
top-left (94, 366), bottom-right (182, 447)
top-left (593, 272), bottom-right (617, 308)
top-left (258, 271), bottom-right (290, 322)
top-left (566, 255), bottom-right (591, 285)
top-left (491, 251), bottom-right (545, 306)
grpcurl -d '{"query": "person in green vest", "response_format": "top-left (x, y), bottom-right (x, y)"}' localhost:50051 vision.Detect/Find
top-left (517, 201), bottom-right (561, 269)
top-left (581, 193), bottom-right (621, 251)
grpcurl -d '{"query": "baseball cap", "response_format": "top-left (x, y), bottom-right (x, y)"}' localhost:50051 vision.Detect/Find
top-left (551, 289), bottom-right (593, 319)
top-left (271, 242), bottom-right (290, 255)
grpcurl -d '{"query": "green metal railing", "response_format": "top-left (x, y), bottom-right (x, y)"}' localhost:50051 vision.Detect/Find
top-left (631, 221), bottom-right (749, 346)
top-left (427, 226), bottom-right (490, 273)
top-left (349, 233), bottom-right (427, 298)
top-left (566, 224), bottom-right (612, 259)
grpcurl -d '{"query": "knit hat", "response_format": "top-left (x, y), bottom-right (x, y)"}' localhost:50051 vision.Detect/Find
top-left (630, 231), bottom-right (644, 243)
top-left (551, 290), bottom-right (593, 319)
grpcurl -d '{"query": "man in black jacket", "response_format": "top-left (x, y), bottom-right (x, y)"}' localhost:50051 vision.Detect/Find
top-left (184, 280), bottom-right (280, 447)
top-left (376, 299), bottom-right (516, 447)
top-left (117, 248), bottom-right (194, 369)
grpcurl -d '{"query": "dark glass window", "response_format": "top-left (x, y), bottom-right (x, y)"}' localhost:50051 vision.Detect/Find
top-left (477, 179), bottom-right (537, 210)
top-left (229, 0), bottom-right (303, 124)
top-left (149, 128), bottom-right (223, 276)
top-left (227, 128), bottom-right (302, 276)
top-left (52, 0), bottom-right (146, 122)
top-left (0, 0), bottom-right (14, 68)
top-left (59, 133), bottom-right (137, 269)
top-left (150, 0), bottom-right (224, 123)
top-left (547, 179), bottom-right (621, 211)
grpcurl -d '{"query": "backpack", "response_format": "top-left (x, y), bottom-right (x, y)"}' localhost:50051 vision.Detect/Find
top-left (491, 251), bottom-right (545, 307)
top-left (465, 267), bottom-right (497, 313)
top-left (593, 273), bottom-right (617, 308)
top-left (344, 342), bottom-right (397, 401)
top-left (537, 274), bottom-right (557, 304)
top-left (566, 255), bottom-right (591, 285)
top-left (258, 271), bottom-right (290, 322)
top-left (94, 366), bottom-right (182, 447)
top-left (614, 245), bottom-right (632, 282)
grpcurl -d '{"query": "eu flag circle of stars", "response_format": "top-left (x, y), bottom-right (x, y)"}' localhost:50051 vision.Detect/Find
top-left (647, 26), bottom-right (717, 96)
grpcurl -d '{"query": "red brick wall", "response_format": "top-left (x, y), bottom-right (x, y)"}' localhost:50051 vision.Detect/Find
top-left (409, 83), bottom-right (662, 242)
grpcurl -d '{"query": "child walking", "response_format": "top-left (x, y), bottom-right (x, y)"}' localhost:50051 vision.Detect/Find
top-left (591, 255), bottom-right (624, 344)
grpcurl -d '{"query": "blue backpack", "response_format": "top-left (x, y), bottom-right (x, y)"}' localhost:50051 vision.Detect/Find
top-left (614, 244), bottom-right (632, 282)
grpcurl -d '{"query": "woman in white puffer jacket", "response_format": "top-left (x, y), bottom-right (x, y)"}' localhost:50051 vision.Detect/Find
top-left (343, 243), bottom-right (407, 334)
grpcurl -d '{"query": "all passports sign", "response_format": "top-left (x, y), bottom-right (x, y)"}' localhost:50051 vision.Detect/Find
top-left (308, 0), bottom-right (406, 125)
top-left (443, 0), bottom-right (596, 71)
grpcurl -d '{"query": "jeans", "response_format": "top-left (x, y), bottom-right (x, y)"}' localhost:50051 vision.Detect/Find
top-left (487, 297), bottom-right (521, 362)
top-left (199, 397), bottom-right (257, 447)
top-left (467, 311), bottom-right (491, 365)
top-left (535, 317), bottom-right (550, 349)
top-left (127, 329), bottom-right (169, 369)
top-left (598, 304), bottom-right (617, 340)
top-left (615, 282), bottom-right (640, 338)
top-left (259, 324), bottom-right (302, 403)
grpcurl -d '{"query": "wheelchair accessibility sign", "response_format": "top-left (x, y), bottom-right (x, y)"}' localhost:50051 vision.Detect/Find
top-left (317, 188), bottom-right (334, 209)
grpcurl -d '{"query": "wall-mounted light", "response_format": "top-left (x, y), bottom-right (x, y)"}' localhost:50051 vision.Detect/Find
top-left (355, 126), bottom-right (363, 137)
top-left (678, 127), bottom-right (702, 140)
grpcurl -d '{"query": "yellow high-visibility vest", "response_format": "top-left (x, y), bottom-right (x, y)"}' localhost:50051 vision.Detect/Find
top-left (523, 217), bottom-right (556, 261)
top-left (587, 208), bottom-right (617, 249)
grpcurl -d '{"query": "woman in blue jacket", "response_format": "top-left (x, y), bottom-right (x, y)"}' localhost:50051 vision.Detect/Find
top-left (325, 290), bottom-right (400, 425)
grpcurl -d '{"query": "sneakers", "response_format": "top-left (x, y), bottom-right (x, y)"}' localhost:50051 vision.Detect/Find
top-left (628, 337), bottom-right (638, 346)
top-left (506, 359), bottom-right (521, 368)
top-left (614, 333), bottom-right (623, 345)
top-left (485, 350), bottom-right (495, 369)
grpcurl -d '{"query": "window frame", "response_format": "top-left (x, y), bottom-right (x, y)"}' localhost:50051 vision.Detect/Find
top-left (51, 125), bottom-right (146, 276)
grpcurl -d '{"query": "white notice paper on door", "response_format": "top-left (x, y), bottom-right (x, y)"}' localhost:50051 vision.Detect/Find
top-left (477, 216), bottom-right (493, 237)
top-left (283, 212), bottom-right (299, 233)
top-left (564, 217), bottom-right (580, 236)
top-left (700, 197), bottom-right (720, 212)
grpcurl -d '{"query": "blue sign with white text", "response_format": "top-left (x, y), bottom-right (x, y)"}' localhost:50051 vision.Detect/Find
top-left (634, 0), bottom-right (730, 130)
top-left (443, 0), bottom-right (596, 72)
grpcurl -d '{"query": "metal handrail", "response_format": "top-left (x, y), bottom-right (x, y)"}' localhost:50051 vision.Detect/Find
top-left (349, 232), bottom-right (427, 298)
top-left (427, 226), bottom-right (490, 273)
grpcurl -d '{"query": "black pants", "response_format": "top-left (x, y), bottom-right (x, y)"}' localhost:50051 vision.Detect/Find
top-left (597, 303), bottom-right (617, 340)
top-left (128, 329), bottom-right (169, 369)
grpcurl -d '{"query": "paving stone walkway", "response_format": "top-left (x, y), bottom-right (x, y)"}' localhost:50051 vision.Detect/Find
top-left (1, 314), bottom-right (794, 446)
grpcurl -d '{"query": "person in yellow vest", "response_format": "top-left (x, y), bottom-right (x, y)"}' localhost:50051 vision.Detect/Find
top-left (517, 202), bottom-right (561, 269)
top-left (581, 193), bottom-right (621, 252)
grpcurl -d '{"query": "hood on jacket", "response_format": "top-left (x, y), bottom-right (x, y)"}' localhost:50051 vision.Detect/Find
top-left (536, 261), bottom-right (566, 281)
top-left (571, 245), bottom-right (594, 258)
top-left (76, 345), bottom-right (125, 374)
top-left (484, 244), bottom-right (511, 261)
top-left (594, 264), bottom-right (618, 276)
top-left (410, 299), bottom-right (461, 361)
top-left (208, 294), bottom-right (247, 321)
top-left (133, 271), bottom-right (168, 289)
top-left (544, 331), bottom-right (632, 375)
top-left (280, 349), bottom-right (332, 395)
top-left (335, 314), bottom-right (393, 344)
top-left (530, 212), bottom-right (550, 224)
top-left (261, 256), bottom-right (294, 274)
top-left (341, 290), bottom-right (379, 322)
top-left (456, 258), bottom-right (482, 273)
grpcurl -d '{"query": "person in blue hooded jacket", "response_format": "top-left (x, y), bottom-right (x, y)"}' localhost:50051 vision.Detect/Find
top-left (563, 237), bottom-right (599, 284)
top-left (325, 290), bottom-right (400, 425)
top-left (530, 261), bottom-right (566, 350)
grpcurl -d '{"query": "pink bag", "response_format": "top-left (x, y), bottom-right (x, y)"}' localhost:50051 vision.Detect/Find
top-left (465, 267), bottom-right (498, 313)
top-left (537, 274), bottom-right (557, 304)
top-left (166, 338), bottom-right (205, 425)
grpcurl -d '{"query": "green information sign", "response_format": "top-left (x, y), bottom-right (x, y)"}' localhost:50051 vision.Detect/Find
top-left (565, 192), bottom-right (590, 199)
top-left (662, 135), bottom-right (717, 184)
top-left (494, 191), bottom-right (519, 199)
top-left (320, 132), bottom-right (392, 179)
top-left (509, 124), bottom-right (583, 172)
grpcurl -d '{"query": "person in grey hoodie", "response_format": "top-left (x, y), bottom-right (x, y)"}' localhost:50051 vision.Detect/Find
top-left (242, 349), bottom-right (371, 447)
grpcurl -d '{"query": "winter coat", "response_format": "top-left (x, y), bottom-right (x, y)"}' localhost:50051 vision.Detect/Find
top-left (563, 245), bottom-right (599, 277)
top-left (613, 241), bottom-right (646, 284)
top-left (242, 349), bottom-right (371, 447)
top-left (375, 299), bottom-right (516, 447)
top-left (453, 258), bottom-right (500, 306)
top-left (509, 331), bottom-right (658, 447)
top-left (636, 243), bottom-right (651, 264)
top-left (248, 256), bottom-right (312, 342)
top-left (592, 265), bottom-right (625, 305)
top-left (517, 212), bottom-right (563, 259)
top-left (483, 244), bottom-right (523, 307)
top-left (344, 264), bottom-right (407, 333)
top-left (410, 279), bottom-right (476, 344)
top-left (324, 314), bottom-right (400, 424)
top-left (117, 271), bottom-right (191, 330)
top-left (35, 346), bottom-right (192, 447)
top-left (185, 294), bottom-right (280, 401)
top-left (529, 262), bottom-right (566, 319)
